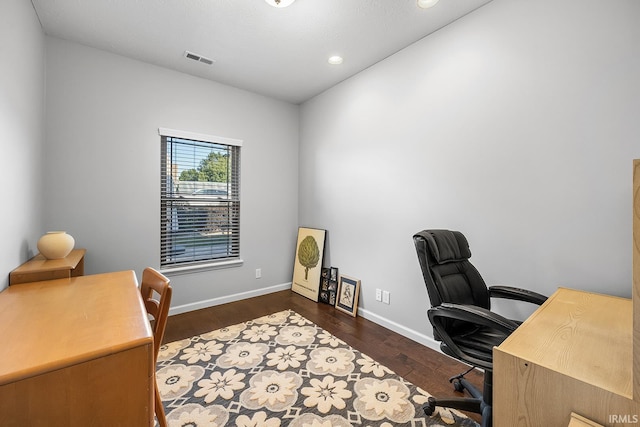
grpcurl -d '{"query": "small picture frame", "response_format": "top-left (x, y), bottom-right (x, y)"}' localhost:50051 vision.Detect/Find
top-left (335, 275), bottom-right (361, 317)
top-left (319, 268), bottom-right (331, 304)
top-left (319, 267), bottom-right (339, 305)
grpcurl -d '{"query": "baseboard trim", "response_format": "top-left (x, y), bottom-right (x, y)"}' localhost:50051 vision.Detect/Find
top-left (169, 286), bottom-right (446, 359)
top-left (169, 282), bottom-right (292, 316)
top-left (357, 307), bottom-right (442, 352)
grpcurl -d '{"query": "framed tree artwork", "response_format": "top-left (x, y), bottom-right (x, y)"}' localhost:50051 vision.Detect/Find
top-left (291, 227), bottom-right (326, 301)
top-left (335, 275), bottom-right (361, 317)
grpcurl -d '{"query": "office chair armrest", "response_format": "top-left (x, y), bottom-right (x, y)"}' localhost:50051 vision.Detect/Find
top-left (489, 285), bottom-right (547, 305)
top-left (428, 304), bottom-right (518, 370)
top-left (431, 303), bottom-right (520, 334)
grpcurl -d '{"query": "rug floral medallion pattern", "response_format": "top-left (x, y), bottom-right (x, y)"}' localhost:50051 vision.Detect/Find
top-left (157, 310), bottom-right (479, 427)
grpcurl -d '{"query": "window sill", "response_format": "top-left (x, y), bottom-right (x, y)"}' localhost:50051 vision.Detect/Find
top-left (160, 259), bottom-right (244, 276)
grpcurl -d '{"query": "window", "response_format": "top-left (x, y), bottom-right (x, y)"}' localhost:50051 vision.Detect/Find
top-left (159, 128), bottom-right (242, 270)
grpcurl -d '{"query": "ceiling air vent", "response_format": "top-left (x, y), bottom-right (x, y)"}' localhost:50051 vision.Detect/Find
top-left (184, 51), bottom-right (215, 66)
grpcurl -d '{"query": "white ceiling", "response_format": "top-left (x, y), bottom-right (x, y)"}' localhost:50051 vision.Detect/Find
top-left (31, 0), bottom-right (493, 104)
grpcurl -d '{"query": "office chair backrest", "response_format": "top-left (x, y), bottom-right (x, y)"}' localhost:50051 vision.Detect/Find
top-left (141, 267), bottom-right (172, 359)
top-left (414, 230), bottom-right (492, 339)
top-left (413, 229), bottom-right (491, 309)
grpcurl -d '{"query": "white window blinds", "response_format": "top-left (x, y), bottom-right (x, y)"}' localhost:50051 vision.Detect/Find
top-left (159, 128), bottom-right (241, 269)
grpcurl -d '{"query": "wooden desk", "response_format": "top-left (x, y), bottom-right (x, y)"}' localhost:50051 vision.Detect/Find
top-left (9, 249), bottom-right (86, 285)
top-left (0, 271), bottom-right (154, 426)
top-left (494, 287), bottom-right (639, 426)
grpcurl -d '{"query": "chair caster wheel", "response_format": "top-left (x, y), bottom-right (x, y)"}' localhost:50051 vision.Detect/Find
top-left (423, 397), bottom-right (437, 416)
top-left (452, 379), bottom-right (464, 392)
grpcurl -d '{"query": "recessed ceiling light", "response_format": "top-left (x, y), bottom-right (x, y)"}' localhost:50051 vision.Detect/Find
top-left (417, 0), bottom-right (440, 8)
top-left (265, 0), bottom-right (296, 7)
top-left (328, 56), bottom-right (343, 65)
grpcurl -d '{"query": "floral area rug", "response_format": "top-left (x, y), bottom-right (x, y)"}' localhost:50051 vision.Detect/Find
top-left (156, 310), bottom-right (479, 427)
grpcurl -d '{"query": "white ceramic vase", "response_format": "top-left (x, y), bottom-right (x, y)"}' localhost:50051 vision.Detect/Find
top-left (37, 231), bottom-right (75, 259)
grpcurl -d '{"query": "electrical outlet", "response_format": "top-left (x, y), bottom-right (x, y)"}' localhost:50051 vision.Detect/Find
top-left (255, 268), bottom-right (261, 279)
top-left (382, 290), bottom-right (390, 304)
top-left (375, 288), bottom-right (382, 302)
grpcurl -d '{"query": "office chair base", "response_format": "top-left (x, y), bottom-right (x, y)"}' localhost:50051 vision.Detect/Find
top-left (423, 371), bottom-right (493, 426)
top-left (423, 395), bottom-right (484, 415)
top-left (449, 366), bottom-right (475, 392)
top-left (423, 397), bottom-right (436, 416)
top-left (423, 396), bottom-right (491, 426)
top-left (481, 404), bottom-right (492, 427)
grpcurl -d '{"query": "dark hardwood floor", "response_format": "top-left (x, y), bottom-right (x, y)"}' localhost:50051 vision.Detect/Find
top-left (163, 290), bottom-right (483, 423)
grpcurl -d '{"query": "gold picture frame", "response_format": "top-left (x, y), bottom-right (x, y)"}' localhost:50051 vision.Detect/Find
top-left (335, 275), bottom-right (361, 317)
top-left (291, 227), bottom-right (326, 301)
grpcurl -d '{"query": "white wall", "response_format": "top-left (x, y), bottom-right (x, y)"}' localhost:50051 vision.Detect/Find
top-left (300, 0), bottom-right (640, 344)
top-left (0, 0), bottom-right (45, 290)
top-left (7, 0), bottom-right (640, 348)
top-left (44, 38), bottom-right (299, 309)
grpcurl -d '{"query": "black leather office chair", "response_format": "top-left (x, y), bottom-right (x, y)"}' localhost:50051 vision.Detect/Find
top-left (413, 229), bottom-right (547, 427)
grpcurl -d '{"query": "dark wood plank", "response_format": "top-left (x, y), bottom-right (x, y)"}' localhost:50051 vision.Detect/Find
top-left (162, 290), bottom-right (483, 423)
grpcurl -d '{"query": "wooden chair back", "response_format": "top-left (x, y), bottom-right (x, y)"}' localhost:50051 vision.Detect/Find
top-left (141, 267), bottom-right (172, 359)
top-left (140, 267), bottom-right (171, 427)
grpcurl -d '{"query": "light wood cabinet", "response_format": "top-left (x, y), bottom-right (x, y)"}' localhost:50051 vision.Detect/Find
top-left (9, 248), bottom-right (85, 285)
top-left (494, 288), bottom-right (638, 426)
